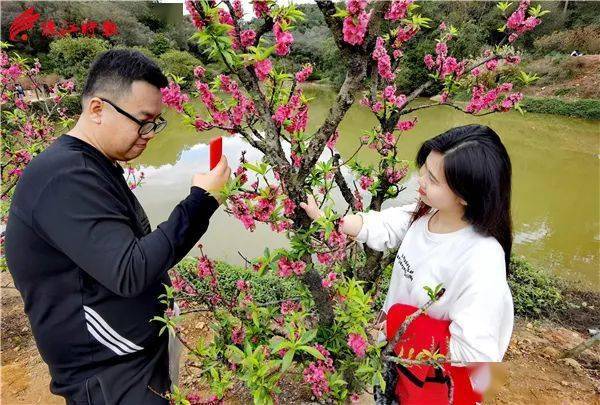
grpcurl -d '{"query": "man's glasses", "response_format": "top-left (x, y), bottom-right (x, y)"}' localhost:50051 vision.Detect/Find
top-left (99, 97), bottom-right (167, 136)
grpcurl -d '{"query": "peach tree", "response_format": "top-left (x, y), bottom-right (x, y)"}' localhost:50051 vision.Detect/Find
top-left (156, 1), bottom-right (547, 403)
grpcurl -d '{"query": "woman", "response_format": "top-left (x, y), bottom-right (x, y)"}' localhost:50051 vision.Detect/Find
top-left (301, 124), bottom-right (514, 404)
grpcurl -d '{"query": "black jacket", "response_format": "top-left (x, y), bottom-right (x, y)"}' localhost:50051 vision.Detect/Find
top-left (5, 134), bottom-right (219, 401)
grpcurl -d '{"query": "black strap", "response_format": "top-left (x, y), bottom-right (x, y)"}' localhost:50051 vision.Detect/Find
top-left (398, 364), bottom-right (450, 387)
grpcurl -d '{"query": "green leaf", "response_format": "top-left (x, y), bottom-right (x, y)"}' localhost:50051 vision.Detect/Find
top-left (297, 345), bottom-right (325, 360)
top-left (280, 349), bottom-right (295, 372)
top-left (332, 7), bottom-right (350, 18)
top-left (497, 2), bottom-right (513, 12)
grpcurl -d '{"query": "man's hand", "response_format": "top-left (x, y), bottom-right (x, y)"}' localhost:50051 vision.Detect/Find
top-left (299, 194), bottom-right (324, 221)
top-left (192, 155), bottom-right (231, 204)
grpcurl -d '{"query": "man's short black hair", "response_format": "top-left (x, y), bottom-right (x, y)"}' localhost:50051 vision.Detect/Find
top-left (81, 49), bottom-right (168, 106)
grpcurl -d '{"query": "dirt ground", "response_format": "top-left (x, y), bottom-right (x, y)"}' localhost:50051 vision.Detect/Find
top-left (522, 54), bottom-right (600, 100)
top-left (2, 270), bottom-right (599, 404)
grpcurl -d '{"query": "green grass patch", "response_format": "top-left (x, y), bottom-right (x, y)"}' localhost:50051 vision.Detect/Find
top-left (521, 97), bottom-right (600, 120)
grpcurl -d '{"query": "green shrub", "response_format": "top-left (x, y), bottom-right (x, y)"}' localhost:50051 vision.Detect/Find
top-left (47, 37), bottom-right (109, 87)
top-left (174, 258), bottom-right (303, 305)
top-left (157, 50), bottom-right (201, 88)
top-left (113, 45), bottom-right (158, 63)
top-left (150, 33), bottom-right (174, 56)
top-left (521, 97), bottom-right (600, 120)
top-left (508, 256), bottom-right (563, 318)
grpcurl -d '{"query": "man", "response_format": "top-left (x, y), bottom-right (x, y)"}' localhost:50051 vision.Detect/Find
top-left (5, 49), bottom-right (231, 404)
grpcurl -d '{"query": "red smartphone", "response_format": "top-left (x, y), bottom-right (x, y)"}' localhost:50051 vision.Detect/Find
top-left (209, 136), bottom-right (222, 170)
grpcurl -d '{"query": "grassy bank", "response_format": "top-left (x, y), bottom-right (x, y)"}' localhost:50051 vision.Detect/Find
top-left (521, 96), bottom-right (600, 120)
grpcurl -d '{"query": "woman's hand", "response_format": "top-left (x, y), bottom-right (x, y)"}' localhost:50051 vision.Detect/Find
top-left (299, 194), bottom-right (324, 221)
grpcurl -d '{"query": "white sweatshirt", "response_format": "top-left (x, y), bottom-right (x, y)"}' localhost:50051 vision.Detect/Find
top-left (356, 203), bottom-right (513, 363)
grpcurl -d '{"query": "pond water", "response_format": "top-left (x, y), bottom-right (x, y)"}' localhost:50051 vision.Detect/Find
top-left (131, 85), bottom-right (600, 289)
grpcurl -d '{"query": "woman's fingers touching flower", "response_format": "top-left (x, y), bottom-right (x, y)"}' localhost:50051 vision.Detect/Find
top-left (299, 194), bottom-right (324, 221)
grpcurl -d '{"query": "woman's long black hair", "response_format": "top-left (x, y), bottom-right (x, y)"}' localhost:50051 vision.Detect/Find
top-left (411, 124), bottom-right (513, 272)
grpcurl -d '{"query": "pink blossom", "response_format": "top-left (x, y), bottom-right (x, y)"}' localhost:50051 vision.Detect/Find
top-left (285, 107), bottom-right (308, 133)
top-left (441, 56), bottom-right (459, 78)
top-left (254, 59), bottom-right (272, 81)
top-left (281, 300), bottom-right (300, 315)
top-left (185, 0), bottom-right (205, 30)
top-left (424, 54), bottom-right (435, 69)
top-left (359, 175), bottom-right (374, 190)
top-left (440, 91), bottom-right (449, 104)
top-left (303, 362), bottom-right (330, 398)
top-left (295, 64), bottom-right (313, 83)
top-left (499, 92), bottom-right (523, 111)
top-left (385, 0), bottom-right (412, 21)
top-left (218, 8), bottom-right (234, 26)
top-left (254, 197), bottom-right (276, 222)
top-left (393, 94), bottom-right (407, 108)
top-left (60, 80), bottom-right (75, 91)
top-left (371, 101), bottom-right (383, 113)
top-left (233, 0), bottom-right (244, 18)
top-left (14, 97), bottom-right (28, 111)
top-left (506, 54), bottom-right (521, 64)
top-left (342, 11), bottom-right (371, 46)
top-left (435, 42), bottom-right (448, 57)
top-left (253, 0), bottom-right (269, 18)
top-left (236, 279), bottom-right (250, 291)
top-left (194, 117), bottom-right (212, 131)
top-left (290, 151), bottom-right (302, 168)
top-left (321, 272), bottom-right (337, 288)
top-left (160, 81), bottom-right (189, 113)
top-left (381, 132), bottom-right (396, 152)
top-left (506, 0), bottom-right (541, 42)
top-left (277, 257), bottom-right (306, 277)
top-left (326, 129), bottom-right (339, 150)
top-left (396, 119), bottom-right (416, 131)
top-left (241, 29), bottom-right (256, 48)
top-left (193, 65), bottom-right (205, 78)
top-left (439, 21), bottom-right (447, 31)
top-left (347, 0), bottom-right (368, 15)
top-left (273, 105), bottom-right (292, 126)
top-left (274, 22), bottom-right (294, 56)
top-left (372, 37), bottom-right (394, 81)
top-left (283, 198), bottom-right (296, 216)
top-left (393, 49), bottom-right (402, 59)
top-left (172, 274), bottom-right (196, 295)
top-left (394, 26), bottom-right (418, 46)
top-left (232, 326), bottom-right (246, 345)
top-left (471, 67), bottom-right (481, 77)
top-left (197, 256), bottom-right (214, 278)
top-left (0, 52), bottom-right (9, 68)
top-left (316, 252), bottom-right (333, 266)
top-left (383, 85), bottom-right (396, 101)
top-left (347, 333), bottom-right (367, 358)
top-left (485, 58), bottom-right (498, 71)
top-left (385, 166), bottom-right (408, 184)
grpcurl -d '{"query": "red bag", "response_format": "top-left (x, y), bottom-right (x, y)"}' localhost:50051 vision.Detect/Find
top-left (385, 303), bottom-right (483, 405)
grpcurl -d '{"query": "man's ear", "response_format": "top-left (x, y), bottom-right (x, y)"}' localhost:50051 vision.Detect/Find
top-left (87, 97), bottom-right (104, 125)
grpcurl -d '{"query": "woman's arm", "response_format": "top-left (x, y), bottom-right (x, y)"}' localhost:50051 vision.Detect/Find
top-left (300, 195), bottom-right (417, 251)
